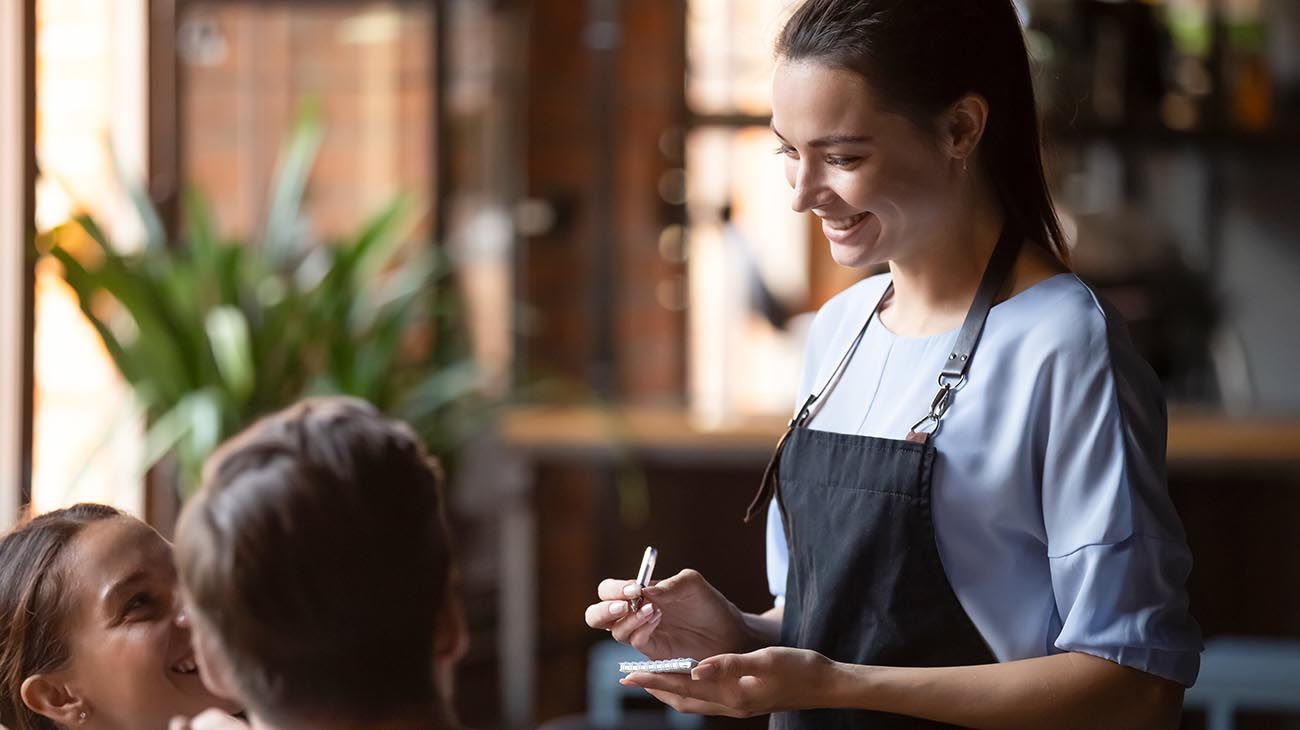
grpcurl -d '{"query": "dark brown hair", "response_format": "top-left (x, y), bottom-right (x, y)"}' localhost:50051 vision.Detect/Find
top-left (0, 503), bottom-right (123, 730)
top-left (776, 0), bottom-right (1070, 266)
top-left (175, 397), bottom-right (453, 726)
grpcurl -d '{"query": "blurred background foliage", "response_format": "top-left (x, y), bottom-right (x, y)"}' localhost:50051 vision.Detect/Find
top-left (37, 104), bottom-right (485, 496)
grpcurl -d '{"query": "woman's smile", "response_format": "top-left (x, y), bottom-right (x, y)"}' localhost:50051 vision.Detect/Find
top-left (819, 210), bottom-right (876, 248)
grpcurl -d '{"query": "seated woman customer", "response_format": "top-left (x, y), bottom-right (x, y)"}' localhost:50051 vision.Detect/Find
top-left (172, 396), bottom-right (468, 730)
top-left (0, 504), bottom-right (240, 730)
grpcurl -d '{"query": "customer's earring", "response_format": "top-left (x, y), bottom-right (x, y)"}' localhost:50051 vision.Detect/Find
top-left (962, 158), bottom-right (968, 173)
top-left (78, 711), bottom-right (87, 724)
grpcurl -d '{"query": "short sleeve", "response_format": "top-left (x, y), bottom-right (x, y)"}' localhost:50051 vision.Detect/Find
top-left (1038, 298), bottom-right (1202, 685)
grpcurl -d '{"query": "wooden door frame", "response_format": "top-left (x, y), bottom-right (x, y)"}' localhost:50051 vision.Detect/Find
top-left (0, 0), bottom-right (36, 527)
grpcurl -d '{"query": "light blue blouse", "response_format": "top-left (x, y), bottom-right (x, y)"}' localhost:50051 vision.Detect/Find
top-left (766, 272), bottom-right (1202, 686)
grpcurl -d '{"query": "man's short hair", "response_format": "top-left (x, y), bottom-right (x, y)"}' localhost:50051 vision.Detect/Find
top-left (176, 397), bottom-right (452, 723)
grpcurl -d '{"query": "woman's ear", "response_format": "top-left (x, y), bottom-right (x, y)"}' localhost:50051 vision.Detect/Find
top-left (21, 673), bottom-right (86, 727)
top-left (943, 92), bottom-right (990, 165)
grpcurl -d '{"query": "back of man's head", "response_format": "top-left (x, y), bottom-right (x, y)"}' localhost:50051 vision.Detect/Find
top-left (175, 397), bottom-right (453, 726)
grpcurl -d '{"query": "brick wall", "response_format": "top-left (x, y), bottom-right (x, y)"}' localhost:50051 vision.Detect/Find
top-left (180, 3), bottom-right (434, 244)
top-left (522, 0), bottom-right (688, 403)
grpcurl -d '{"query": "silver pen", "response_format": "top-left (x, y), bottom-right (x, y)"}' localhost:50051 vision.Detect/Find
top-left (628, 546), bottom-right (658, 613)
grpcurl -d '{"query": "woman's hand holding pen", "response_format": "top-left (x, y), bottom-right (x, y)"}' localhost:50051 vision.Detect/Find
top-left (620, 646), bottom-right (839, 718)
top-left (584, 569), bottom-right (760, 660)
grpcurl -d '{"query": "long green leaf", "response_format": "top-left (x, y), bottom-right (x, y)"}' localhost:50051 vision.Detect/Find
top-left (74, 215), bottom-right (204, 400)
top-left (49, 246), bottom-right (140, 383)
top-left (346, 194), bottom-right (418, 285)
top-left (263, 101), bottom-right (325, 268)
top-left (205, 306), bottom-right (255, 404)
top-left (110, 143), bottom-right (167, 252)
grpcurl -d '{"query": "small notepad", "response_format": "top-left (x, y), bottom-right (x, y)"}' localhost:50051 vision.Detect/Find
top-left (618, 658), bottom-right (699, 674)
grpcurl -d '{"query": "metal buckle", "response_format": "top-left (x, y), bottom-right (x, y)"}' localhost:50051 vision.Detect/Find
top-left (937, 372), bottom-right (968, 390)
top-left (910, 377), bottom-right (962, 437)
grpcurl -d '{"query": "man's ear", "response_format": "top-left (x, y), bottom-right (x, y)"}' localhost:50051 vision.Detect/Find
top-left (21, 673), bottom-right (86, 727)
top-left (434, 595), bottom-right (470, 665)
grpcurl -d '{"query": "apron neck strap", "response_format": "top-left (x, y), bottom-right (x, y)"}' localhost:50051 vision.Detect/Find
top-left (743, 283), bottom-right (891, 524)
top-left (907, 223), bottom-right (1023, 441)
top-left (941, 223), bottom-right (1023, 383)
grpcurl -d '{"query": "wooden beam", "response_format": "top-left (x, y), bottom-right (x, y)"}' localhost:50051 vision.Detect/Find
top-left (0, 0), bottom-right (35, 527)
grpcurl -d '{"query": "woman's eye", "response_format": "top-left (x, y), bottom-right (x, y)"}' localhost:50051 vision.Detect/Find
top-left (773, 144), bottom-right (797, 157)
top-left (123, 592), bottom-right (155, 616)
top-left (827, 156), bottom-right (861, 168)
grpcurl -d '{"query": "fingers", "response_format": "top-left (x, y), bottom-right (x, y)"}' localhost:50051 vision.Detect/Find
top-left (610, 603), bottom-right (660, 644)
top-left (644, 689), bottom-right (741, 718)
top-left (625, 673), bottom-right (753, 719)
top-left (624, 605), bottom-right (664, 649)
top-left (621, 671), bottom-right (693, 695)
top-left (597, 578), bottom-right (638, 601)
top-left (693, 652), bottom-right (745, 681)
top-left (584, 599), bottom-right (631, 630)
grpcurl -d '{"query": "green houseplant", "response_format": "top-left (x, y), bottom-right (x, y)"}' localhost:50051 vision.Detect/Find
top-left (42, 106), bottom-right (482, 495)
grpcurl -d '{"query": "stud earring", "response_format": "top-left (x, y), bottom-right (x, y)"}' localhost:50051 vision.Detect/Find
top-left (962, 158), bottom-right (968, 173)
top-left (78, 711), bottom-right (87, 724)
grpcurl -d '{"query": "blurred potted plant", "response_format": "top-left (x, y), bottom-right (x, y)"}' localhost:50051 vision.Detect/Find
top-left (39, 105), bottom-right (483, 496)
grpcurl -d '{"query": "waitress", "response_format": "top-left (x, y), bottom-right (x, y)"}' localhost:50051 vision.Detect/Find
top-left (584, 0), bottom-right (1202, 727)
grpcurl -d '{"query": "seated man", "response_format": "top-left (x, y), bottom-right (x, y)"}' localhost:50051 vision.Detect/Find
top-left (172, 397), bottom-right (468, 730)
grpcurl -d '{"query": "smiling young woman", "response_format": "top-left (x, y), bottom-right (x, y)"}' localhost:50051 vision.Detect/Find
top-left (0, 505), bottom-right (239, 730)
top-left (587, 1), bottom-right (1202, 728)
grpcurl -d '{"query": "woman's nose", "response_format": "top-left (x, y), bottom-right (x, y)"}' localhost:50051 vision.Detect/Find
top-left (173, 591), bottom-right (191, 629)
top-left (789, 164), bottom-right (822, 213)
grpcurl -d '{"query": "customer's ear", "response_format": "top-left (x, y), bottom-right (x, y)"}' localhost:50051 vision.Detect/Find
top-left (21, 673), bottom-right (87, 727)
top-left (435, 595), bottom-right (470, 665)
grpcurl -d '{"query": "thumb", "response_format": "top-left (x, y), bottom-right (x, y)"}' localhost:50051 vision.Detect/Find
top-left (692, 653), bottom-right (746, 681)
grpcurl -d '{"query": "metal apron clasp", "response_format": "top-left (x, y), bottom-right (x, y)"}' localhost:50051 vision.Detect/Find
top-left (908, 372), bottom-right (967, 438)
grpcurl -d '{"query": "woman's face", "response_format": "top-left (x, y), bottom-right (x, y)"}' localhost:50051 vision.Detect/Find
top-left (36, 516), bottom-right (237, 729)
top-left (771, 60), bottom-right (956, 269)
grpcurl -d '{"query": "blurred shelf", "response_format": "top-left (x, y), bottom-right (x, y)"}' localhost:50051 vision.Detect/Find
top-left (1045, 122), bottom-right (1300, 153)
top-left (499, 405), bottom-right (1300, 468)
top-left (498, 405), bottom-right (781, 465)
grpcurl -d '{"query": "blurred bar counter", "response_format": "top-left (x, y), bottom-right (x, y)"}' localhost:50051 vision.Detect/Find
top-left (499, 405), bottom-right (1300, 467)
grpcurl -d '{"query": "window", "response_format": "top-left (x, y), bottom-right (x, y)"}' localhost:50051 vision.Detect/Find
top-left (685, 0), bottom-right (864, 425)
top-left (30, 0), bottom-right (149, 516)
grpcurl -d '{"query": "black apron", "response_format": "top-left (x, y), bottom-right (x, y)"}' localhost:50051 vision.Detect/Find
top-left (745, 226), bottom-right (1023, 729)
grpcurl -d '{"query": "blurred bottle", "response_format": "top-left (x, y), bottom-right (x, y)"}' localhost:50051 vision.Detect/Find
top-left (1223, 0), bottom-right (1274, 131)
top-left (1071, 0), bottom-right (1170, 129)
top-left (1159, 0), bottom-right (1214, 131)
top-left (1264, 0), bottom-right (1300, 127)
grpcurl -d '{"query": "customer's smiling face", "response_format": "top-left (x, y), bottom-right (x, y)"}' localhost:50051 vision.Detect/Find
top-left (772, 60), bottom-right (956, 269)
top-left (24, 516), bottom-right (238, 730)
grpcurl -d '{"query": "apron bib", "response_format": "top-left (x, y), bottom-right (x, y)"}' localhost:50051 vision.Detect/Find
top-left (747, 225), bottom-right (1023, 729)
